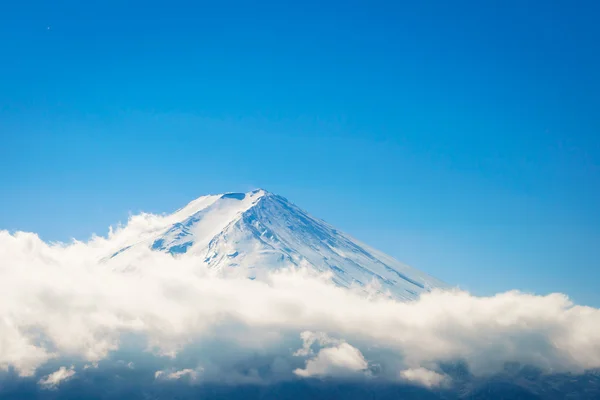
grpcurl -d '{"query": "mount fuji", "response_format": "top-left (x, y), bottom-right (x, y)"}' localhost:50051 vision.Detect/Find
top-left (107, 189), bottom-right (447, 300)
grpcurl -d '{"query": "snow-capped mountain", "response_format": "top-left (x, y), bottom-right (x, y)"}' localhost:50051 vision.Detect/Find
top-left (108, 189), bottom-right (447, 300)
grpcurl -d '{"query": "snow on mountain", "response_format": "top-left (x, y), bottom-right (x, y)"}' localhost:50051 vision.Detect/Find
top-left (108, 189), bottom-right (447, 300)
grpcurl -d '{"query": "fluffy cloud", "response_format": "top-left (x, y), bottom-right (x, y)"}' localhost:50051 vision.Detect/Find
top-left (38, 366), bottom-right (76, 389)
top-left (399, 367), bottom-right (449, 388)
top-left (1, 217), bottom-right (600, 388)
top-left (294, 339), bottom-right (368, 378)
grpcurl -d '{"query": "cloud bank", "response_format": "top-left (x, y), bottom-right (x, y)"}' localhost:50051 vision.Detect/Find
top-left (1, 214), bottom-right (599, 394)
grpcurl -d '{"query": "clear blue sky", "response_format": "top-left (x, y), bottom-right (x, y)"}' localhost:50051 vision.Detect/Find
top-left (1, 1), bottom-right (599, 305)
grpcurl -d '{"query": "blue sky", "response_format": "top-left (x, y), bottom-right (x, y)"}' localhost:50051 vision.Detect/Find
top-left (1, 1), bottom-right (599, 305)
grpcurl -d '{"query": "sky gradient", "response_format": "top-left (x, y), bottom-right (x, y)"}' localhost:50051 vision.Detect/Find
top-left (1, 1), bottom-right (599, 305)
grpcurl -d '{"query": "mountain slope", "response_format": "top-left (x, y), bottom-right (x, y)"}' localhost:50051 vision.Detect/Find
top-left (109, 189), bottom-right (447, 300)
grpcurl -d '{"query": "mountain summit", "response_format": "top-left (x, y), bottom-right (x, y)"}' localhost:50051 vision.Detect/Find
top-left (109, 189), bottom-right (447, 300)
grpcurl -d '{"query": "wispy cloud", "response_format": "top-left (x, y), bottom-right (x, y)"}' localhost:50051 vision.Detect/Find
top-left (400, 367), bottom-right (449, 388)
top-left (38, 366), bottom-right (76, 389)
top-left (155, 368), bottom-right (201, 381)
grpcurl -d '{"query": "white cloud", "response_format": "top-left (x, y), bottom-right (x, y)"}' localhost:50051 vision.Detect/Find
top-left (155, 368), bottom-right (201, 381)
top-left (293, 331), bottom-right (342, 357)
top-left (0, 218), bottom-right (600, 384)
top-left (294, 340), bottom-right (369, 378)
top-left (400, 367), bottom-right (449, 388)
top-left (38, 366), bottom-right (75, 389)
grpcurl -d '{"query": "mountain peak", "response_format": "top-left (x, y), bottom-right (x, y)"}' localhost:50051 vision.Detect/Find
top-left (109, 190), bottom-right (447, 300)
top-left (219, 188), bottom-right (272, 201)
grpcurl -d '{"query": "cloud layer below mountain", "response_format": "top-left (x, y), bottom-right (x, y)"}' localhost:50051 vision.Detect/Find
top-left (1, 217), bottom-right (599, 392)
